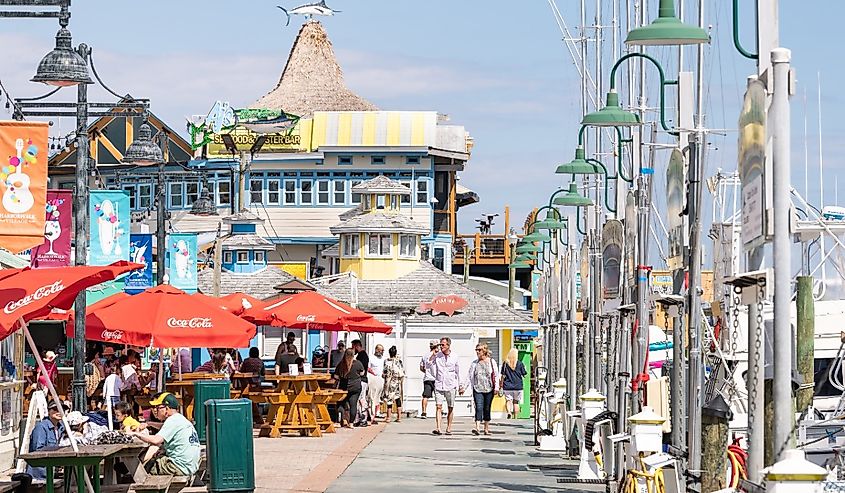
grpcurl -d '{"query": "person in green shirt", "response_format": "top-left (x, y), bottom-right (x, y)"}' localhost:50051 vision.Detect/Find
top-left (129, 392), bottom-right (200, 476)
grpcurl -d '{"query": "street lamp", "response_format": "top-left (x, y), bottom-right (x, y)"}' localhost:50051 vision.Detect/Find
top-left (553, 182), bottom-right (593, 208)
top-left (507, 231), bottom-right (519, 308)
top-left (31, 26), bottom-right (92, 86)
top-left (624, 0), bottom-right (710, 46)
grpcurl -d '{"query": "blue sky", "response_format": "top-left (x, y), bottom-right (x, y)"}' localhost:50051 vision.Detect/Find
top-left (0, 1), bottom-right (842, 252)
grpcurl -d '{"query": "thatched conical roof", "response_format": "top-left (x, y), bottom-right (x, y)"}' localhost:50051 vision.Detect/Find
top-left (252, 20), bottom-right (377, 117)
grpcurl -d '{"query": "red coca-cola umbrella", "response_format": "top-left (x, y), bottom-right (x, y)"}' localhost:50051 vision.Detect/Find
top-left (192, 292), bottom-right (267, 316)
top-left (0, 261), bottom-right (143, 336)
top-left (86, 285), bottom-right (257, 347)
top-left (61, 292), bottom-right (132, 343)
top-left (244, 290), bottom-right (392, 334)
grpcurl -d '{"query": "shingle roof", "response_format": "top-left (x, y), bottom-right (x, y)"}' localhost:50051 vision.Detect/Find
top-left (329, 212), bottom-right (428, 234)
top-left (318, 262), bottom-right (536, 326)
top-left (197, 265), bottom-right (296, 300)
top-left (351, 176), bottom-right (411, 195)
top-left (220, 234), bottom-right (275, 251)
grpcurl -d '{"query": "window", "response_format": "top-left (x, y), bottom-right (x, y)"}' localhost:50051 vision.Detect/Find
top-left (333, 180), bottom-right (347, 205)
top-left (249, 179), bottom-right (263, 204)
top-left (255, 251), bottom-right (266, 263)
top-left (367, 233), bottom-right (391, 257)
top-left (400, 235), bottom-right (418, 257)
top-left (338, 155), bottom-right (353, 166)
top-left (316, 180), bottom-right (330, 205)
top-left (406, 156), bottom-right (421, 165)
top-left (342, 234), bottom-right (360, 257)
top-left (223, 251), bottom-right (233, 263)
top-left (416, 179), bottom-right (429, 205)
top-left (350, 180), bottom-right (363, 204)
top-left (59, 181), bottom-right (74, 190)
top-left (283, 180), bottom-right (296, 205)
top-left (300, 180), bottom-right (313, 205)
top-left (371, 156), bottom-right (385, 165)
top-left (122, 185), bottom-right (137, 210)
top-left (390, 196), bottom-right (399, 210)
top-left (169, 182), bottom-right (184, 208)
top-left (186, 182), bottom-right (199, 206)
top-left (215, 181), bottom-right (231, 206)
top-left (376, 195), bottom-right (386, 209)
top-left (139, 184), bottom-right (152, 210)
top-left (399, 181), bottom-right (411, 204)
top-left (266, 179), bottom-right (281, 205)
top-left (236, 251), bottom-right (248, 263)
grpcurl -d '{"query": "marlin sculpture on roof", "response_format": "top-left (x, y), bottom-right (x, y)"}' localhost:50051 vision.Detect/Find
top-left (277, 1), bottom-right (341, 27)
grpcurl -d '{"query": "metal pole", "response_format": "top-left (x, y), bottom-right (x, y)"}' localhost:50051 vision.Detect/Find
top-left (686, 134), bottom-right (704, 486)
top-left (747, 288), bottom-right (764, 480)
top-left (71, 64), bottom-right (89, 413)
top-left (568, 213), bottom-right (578, 410)
top-left (156, 156), bottom-right (166, 285)
top-left (771, 47), bottom-right (793, 459)
top-left (464, 244), bottom-right (469, 284)
top-left (634, 176), bottom-right (650, 413)
top-left (671, 309), bottom-right (686, 450)
top-left (237, 150), bottom-right (248, 212)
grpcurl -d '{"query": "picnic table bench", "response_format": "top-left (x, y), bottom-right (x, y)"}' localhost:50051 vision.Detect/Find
top-left (254, 374), bottom-right (342, 438)
top-left (19, 443), bottom-right (126, 493)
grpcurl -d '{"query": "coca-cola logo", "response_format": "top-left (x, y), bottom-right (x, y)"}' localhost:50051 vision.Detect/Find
top-left (3, 281), bottom-right (65, 315)
top-left (101, 329), bottom-right (124, 341)
top-left (166, 317), bottom-right (213, 328)
top-left (296, 314), bottom-right (316, 323)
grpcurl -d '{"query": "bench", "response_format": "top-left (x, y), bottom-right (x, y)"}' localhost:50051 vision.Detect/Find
top-left (131, 474), bottom-right (172, 493)
top-left (0, 480), bottom-right (19, 492)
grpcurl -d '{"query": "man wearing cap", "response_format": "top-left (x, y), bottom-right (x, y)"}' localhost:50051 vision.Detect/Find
top-left (418, 340), bottom-right (439, 419)
top-left (129, 392), bottom-right (200, 477)
top-left (27, 400), bottom-right (67, 480)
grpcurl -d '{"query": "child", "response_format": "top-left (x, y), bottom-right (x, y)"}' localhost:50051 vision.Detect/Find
top-left (114, 401), bottom-right (142, 432)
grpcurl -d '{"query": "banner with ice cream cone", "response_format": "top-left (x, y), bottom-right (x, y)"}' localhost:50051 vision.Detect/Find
top-left (0, 121), bottom-right (49, 254)
top-left (89, 190), bottom-right (129, 266)
top-left (31, 189), bottom-right (72, 268)
top-left (167, 233), bottom-right (197, 293)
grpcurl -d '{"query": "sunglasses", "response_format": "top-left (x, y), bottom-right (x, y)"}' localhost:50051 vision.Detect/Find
top-left (475, 348), bottom-right (483, 351)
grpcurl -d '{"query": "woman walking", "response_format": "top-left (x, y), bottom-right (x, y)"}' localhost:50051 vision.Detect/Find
top-left (333, 348), bottom-right (365, 428)
top-left (381, 346), bottom-right (405, 423)
top-left (500, 348), bottom-right (527, 419)
top-left (466, 342), bottom-right (497, 435)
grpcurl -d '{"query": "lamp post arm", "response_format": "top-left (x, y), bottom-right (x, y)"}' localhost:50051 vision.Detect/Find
top-left (732, 0), bottom-right (758, 60)
top-left (609, 53), bottom-right (678, 135)
top-left (614, 126), bottom-right (634, 183)
top-left (576, 210), bottom-right (586, 236)
top-left (586, 158), bottom-right (618, 214)
top-left (547, 189), bottom-right (569, 208)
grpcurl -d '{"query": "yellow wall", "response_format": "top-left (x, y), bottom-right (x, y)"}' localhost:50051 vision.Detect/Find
top-left (491, 329), bottom-right (514, 413)
top-left (338, 232), bottom-right (421, 281)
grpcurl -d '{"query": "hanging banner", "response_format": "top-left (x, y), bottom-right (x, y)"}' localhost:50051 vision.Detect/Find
top-left (0, 121), bottom-right (49, 253)
top-left (666, 148), bottom-right (686, 294)
top-left (30, 190), bottom-right (72, 268)
top-left (167, 233), bottom-right (197, 293)
top-left (738, 79), bottom-right (767, 250)
top-left (125, 234), bottom-right (153, 293)
top-left (624, 191), bottom-right (637, 290)
top-left (89, 190), bottom-right (129, 266)
top-left (602, 219), bottom-right (623, 300)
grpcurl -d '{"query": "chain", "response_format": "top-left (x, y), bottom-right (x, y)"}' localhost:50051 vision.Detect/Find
top-left (748, 279), bottom-right (765, 425)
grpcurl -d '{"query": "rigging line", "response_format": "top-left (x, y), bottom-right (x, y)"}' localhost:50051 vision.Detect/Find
top-left (89, 52), bottom-right (128, 101)
top-left (546, 0), bottom-right (599, 108)
top-left (259, 200), bottom-right (289, 261)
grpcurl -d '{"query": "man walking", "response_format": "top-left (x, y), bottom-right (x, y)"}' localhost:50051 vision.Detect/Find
top-left (431, 337), bottom-right (461, 435)
top-left (351, 339), bottom-right (370, 425)
top-left (419, 340), bottom-right (438, 418)
top-left (368, 344), bottom-right (385, 423)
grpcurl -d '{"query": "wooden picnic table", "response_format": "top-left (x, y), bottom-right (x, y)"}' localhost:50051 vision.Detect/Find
top-left (252, 374), bottom-right (345, 438)
top-left (19, 442), bottom-right (147, 493)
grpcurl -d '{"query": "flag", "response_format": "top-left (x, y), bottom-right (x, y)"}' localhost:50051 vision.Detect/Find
top-left (89, 190), bottom-right (129, 266)
top-left (30, 190), bottom-right (72, 268)
top-left (167, 233), bottom-right (197, 293)
top-left (125, 234), bottom-right (153, 293)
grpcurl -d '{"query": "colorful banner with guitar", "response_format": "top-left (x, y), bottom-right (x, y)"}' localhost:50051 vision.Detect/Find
top-left (125, 233), bottom-right (154, 293)
top-left (89, 190), bottom-right (129, 266)
top-left (0, 121), bottom-right (49, 253)
top-left (167, 233), bottom-right (197, 293)
top-left (30, 190), bottom-right (72, 268)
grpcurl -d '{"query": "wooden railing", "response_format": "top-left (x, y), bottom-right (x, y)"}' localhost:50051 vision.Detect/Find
top-left (453, 233), bottom-right (512, 265)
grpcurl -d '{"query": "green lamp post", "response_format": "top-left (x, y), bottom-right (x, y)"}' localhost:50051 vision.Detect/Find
top-left (509, 260), bottom-right (532, 269)
top-left (516, 243), bottom-right (542, 254)
top-left (553, 182), bottom-right (593, 208)
top-left (625, 0), bottom-right (710, 46)
top-left (533, 209), bottom-right (567, 231)
top-left (523, 230), bottom-right (552, 243)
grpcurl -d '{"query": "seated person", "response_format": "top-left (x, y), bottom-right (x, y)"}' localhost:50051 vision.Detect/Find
top-left (129, 392), bottom-right (200, 477)
top-left (60, 411), bottom-right (107, 446)
top-left (239, 347), bottom-right (265, 378)
top-left (274, 346), bottom-right (300, 375)
top-left (114, 401), bottom-right (142, 432)
top-left (27, 400), bottom-right (68, 480)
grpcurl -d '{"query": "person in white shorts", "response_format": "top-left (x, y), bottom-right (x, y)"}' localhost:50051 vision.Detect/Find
top-left (431, 337), bottom-right (462, 435)
top-left (367, 345), bottom-right (385, 423)
top-left (419, 340), bottom-right (438, 418)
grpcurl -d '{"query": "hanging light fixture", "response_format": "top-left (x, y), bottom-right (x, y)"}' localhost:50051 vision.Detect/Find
top-left (123, 121), bottom-right (163, 165)
top-left (556, 147), bottom-right (601, 175)
top-left (190, 177), bottom-right (218, 216)
top-left (31, 28), bottom-right (92, 86)
top-left (581, 90), bottom-right (641, 127)
top-left (625, 0), bottom-right (710, 46)
top-left (553, 182), bottom-right (594, 207)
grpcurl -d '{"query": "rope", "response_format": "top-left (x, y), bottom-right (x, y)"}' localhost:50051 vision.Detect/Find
top-left (623, 456), bottom-right (666, 493)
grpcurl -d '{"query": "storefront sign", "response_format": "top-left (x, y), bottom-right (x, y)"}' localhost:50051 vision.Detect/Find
top-left (417, 295), bottom-right (468, 316)
top-left (89, 190), bottom-right (129, 266)
top-left (0, 121), bottom-right (49, 253)
top-left (125, 234), bottom-right (153, 293)
top-left (30, 190), bottom-right (72, 268)
top-left (167, 233), bottom-right (197, 293)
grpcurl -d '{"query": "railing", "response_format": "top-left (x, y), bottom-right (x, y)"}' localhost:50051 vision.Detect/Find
top-left (453, 233), bottom-right (512, 265)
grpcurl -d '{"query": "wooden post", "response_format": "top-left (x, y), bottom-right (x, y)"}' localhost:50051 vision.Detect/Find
top-left (795, 276), bottom-right (814, 412)
top-left (765, 378), bottom-right (774, 466)
top-left (701, 394), bottom-right (730, 493)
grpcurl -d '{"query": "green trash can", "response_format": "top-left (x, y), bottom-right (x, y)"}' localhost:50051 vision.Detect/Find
top-left (206, 398), bottom-right (255, 493)
top-left (514, 340), bottom-right (533, 419)
top-left (193, 380), bottom-right (231, 444)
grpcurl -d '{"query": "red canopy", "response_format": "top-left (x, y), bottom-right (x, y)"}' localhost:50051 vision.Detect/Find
top-left (244, 290), bottom-right (392, 334)
top-left (0, 261), bottom-right (142, 338)
top-left (86, 285), bottom-right (257, 347)
top-left (61, 292), bottom-right (131, 343)
top-left (192, 292), bottom-right (267, 316)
